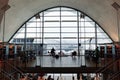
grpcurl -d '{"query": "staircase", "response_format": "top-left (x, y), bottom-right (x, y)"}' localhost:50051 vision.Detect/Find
top-left (107, 71), bottom-right (120, 80)
top-left (96, 57), bottom-right (120, 80)
top-left (0, 59), bottom-right (23, 80)
top-left (96, 57), bottom-right (120, 73)
top-left (0, 69), bottom-right (17, 80)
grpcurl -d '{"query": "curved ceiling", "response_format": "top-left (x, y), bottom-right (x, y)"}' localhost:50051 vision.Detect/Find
top-left (0, 0), bottom-right (120, 42)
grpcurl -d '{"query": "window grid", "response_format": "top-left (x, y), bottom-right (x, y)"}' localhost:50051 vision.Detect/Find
top-left (10, 7), bottom-right (112, 54)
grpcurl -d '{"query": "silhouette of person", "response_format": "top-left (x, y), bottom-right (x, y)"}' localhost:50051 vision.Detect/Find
top-left (94, 47), bottom-right (100, 64)
top-left (47, 75), bottom-right (52, 80)
top-left (51, 47), bottom-right (55, 57)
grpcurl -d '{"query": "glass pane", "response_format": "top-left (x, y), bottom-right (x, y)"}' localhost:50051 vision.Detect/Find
top-left (97, 39), bottom-right (112, 43)
top-left (14, 33), bottom-right (25, 38)
top-left (33, 39), bottom-right (42, 43)
top-left (97, 33), bottom-right (109, 38)
top-left (62, 22), bottom-right (77, 26)
top-left (61, 17), bottom-right (77, 21)
top-left (44, 33), bottom-right (60, 37)
top-left (44, 28), bottom-right (60, 32)
top-left (9, 7), bottom-right (113, 59)
top-left (61, 33), bottom-right (77, 37)
top-left (26, 33), bottom-right (36, 38)
top-left (61, 7), bottom-right (74, 11)
top-left (18, 28), bottom-right (25, 32)
top-left (85, 22), bottom-right (95, 26)
top-left (44, 11), bottom-right (60, 16)
top-left (85, 16), bottom-right (93, 21)
top-left (44, 22), bottom-right (60, 27)
top-left (44, 16), bottom-right (60, 21)
top-left (61, 11), bottom-right (77, 16)
top-left (85, 28), bottom-right (95, 32)
top-left (27, 22), bottom-right (36, 27)
top-left (85, 33), bottom-right (95, 37)
top-left (61, 28), bottom-right (77, 32)
top-left (26, 28), bottom-right (37, 32)
top-left (44, 39), bottom-right (60, 44)
top-left (46, 7), bottom-right (60, 11)
top-left (61, 44), bottom-right (78, 53)
top-left (61, 39), bottom-right (77, 44)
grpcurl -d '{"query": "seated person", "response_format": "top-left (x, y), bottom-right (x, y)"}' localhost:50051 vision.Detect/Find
top-left (58, 51), bottom-right (64, 56)
top-left (72, 51), bottom-right (77, 57)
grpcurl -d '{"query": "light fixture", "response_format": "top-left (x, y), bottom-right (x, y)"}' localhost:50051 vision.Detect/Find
top-left (80, 13), bottom-right (85, 19)
top-left (35, 14), bottom-right (40, 19)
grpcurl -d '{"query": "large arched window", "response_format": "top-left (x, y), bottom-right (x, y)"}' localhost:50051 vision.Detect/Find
top-left (9, 7), bottom-right (112, 55)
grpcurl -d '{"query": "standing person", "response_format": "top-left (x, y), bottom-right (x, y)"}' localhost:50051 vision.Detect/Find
top-left (94, 74), bottom-right (100, 80)
top-left (72, 76), bottom-right (74, 80)
top-left (47, 75), bottom-right (52, 80)
top-left (38, 76), bottom-right (44, 80)
top-left (57, 76), bottom-right (59, 80)
top-left (51, 47), bottom-right (55, 57)
top-left (94, 47), bottom-right (100, 66)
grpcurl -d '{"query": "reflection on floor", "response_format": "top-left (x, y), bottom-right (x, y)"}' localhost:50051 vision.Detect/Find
top-left (26, 55), bottom-right (101, 67)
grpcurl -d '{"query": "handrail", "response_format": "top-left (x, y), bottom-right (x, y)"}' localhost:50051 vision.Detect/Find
top-left (0, 70), bottom-right (4, 79)
top-left (4, 59), bottom-right (23, 74)
top-left (96, 57), bottom-right (120, 73)
top-left (107, 71), bottom-right (120, 80)
top-left (0, 59), bottom-right (24, 80)
top-left (1, 69), bottom-right (17, 80)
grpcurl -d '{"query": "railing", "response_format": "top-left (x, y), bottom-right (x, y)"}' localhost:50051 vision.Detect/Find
top-left (0, 59), bottom-right (24, 80)
top-left (0, 68), bottom-right (17, 80)
top-left (4, 59), bottom-right (23, 74)
top-left (107, 71), bottom-right (120, 80)
top-left (96, 57), bottom-right (120, 73)
top-left (95, 56), bottom-right (120, 80)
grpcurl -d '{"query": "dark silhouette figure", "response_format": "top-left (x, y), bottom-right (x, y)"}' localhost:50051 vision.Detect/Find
top-left (94, 47), bottom-right (100, 64)
top-left (72, 51), bottom-right (77, 57)
top-left (51, 47), bottom-right (55, 57)
top-left (47, 75), bottom-right (52, 80)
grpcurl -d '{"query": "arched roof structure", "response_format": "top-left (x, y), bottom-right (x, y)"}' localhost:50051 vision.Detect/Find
top-left (0, 0), bottom-right (120, 42)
